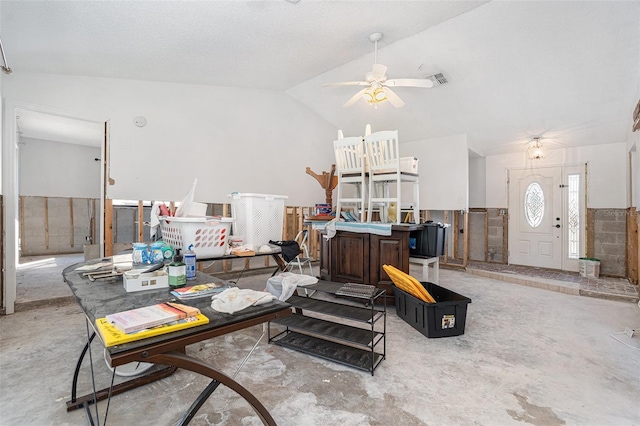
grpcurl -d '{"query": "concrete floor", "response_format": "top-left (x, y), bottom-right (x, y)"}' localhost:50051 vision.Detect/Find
top-left (1, 256), bottom-right (639, 425)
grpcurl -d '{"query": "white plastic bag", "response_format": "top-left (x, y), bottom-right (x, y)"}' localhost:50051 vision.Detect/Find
top-left (266, 272), bottom-right (318, 301)
top-left (175, 178), bottom-right (198, 218)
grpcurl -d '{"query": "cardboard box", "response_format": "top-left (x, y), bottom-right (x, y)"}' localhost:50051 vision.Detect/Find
top-left (364, 157), bottom-right (419, 174)
top-left (394, 282), bottom-right (471, 338)
top-left (400, 157), bottom-right (419, 174)
top-left (123, 270), bottom-right (169, 293)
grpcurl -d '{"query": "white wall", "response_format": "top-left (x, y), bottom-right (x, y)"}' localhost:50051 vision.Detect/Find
top-left (402, 134), bottom-right (468, 210)
top-left (19, 137), bottom-right (101, 198)
top-left (468, 156), bottom-right (486, 208)
top-left (3, 72), bottom-right (337, 206)
top-left (485, 142), bottom-right (628, 208)
top-left (0, 3), bottom-right (3, 195)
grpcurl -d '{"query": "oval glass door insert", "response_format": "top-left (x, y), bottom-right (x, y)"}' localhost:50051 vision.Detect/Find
top-left (524, 182), bottom-right (544, 228)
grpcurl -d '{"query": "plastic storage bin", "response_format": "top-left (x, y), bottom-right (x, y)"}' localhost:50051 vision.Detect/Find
top-left (579, 258), bottom-right (601, 278)
top-left (409, 222), bottom-right (447, 258)
top-left (228, 193), bottom-right (288, 248)
top-left (160, 216), bottom-right (233, 259)
top-left (394, 282), bottom-right (471, 338)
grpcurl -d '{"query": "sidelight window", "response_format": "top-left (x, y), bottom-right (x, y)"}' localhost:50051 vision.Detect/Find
top-left (567, 174), bottom-right (580, 259)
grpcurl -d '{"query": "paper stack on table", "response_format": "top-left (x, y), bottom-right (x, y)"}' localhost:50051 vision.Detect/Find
top-left (106, 302), bottom-right (200, 333)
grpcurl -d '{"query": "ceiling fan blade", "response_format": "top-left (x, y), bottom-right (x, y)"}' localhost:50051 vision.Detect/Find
top-left (384, 78), bottom-right (434, 88)
top-left (344, 88), bottom-right (368, 107)
top-left (371, 64), bottom-right (388, 80)
top-left (324, 81), bottom-right (369, 87)
top-left (382, 87), bottom-right (405, 108)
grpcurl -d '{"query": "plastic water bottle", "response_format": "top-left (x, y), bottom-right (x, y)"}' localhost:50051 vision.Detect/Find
top-left (185, 244), bottom-right (197, 281)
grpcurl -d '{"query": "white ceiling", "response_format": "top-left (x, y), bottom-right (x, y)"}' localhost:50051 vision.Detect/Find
top-left (2, 0), bottom-right (639, 155)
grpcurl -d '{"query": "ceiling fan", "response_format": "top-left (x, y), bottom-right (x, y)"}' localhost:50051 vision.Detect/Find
top-left (324, 32), bottom-right (433, 108)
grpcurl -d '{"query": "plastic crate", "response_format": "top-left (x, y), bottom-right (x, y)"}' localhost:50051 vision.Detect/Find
top-left (228, 193), bottom-right (288, 248)
top-left (159, 216), bottom-right (233, 259)
top-left (394, 282), bottom-right (471, 338)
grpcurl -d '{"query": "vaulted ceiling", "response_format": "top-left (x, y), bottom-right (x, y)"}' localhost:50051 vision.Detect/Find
top-left (2, 1), bottom-right (639, 155)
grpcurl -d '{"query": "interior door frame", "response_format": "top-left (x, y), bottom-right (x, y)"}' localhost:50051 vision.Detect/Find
top-left (507, 163), bottom-right (587, 272)
top-left (2, 99), bottom-right (109, 314)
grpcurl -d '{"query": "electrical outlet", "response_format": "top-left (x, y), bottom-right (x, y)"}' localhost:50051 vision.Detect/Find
top-left (624, 327), bottom-right (634, 338)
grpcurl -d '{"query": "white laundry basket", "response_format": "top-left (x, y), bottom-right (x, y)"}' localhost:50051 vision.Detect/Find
top-left (228, 193), bottom-right (288, 248)
top-left (160, 216), bottom-right (233, 259)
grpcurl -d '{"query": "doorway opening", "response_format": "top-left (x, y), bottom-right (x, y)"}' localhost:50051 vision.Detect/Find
top-left (3, 102), bottom-right (108, 313)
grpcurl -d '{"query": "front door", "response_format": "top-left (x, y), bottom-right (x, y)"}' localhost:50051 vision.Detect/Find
top-left (508, 167), bottom-right (563, 269)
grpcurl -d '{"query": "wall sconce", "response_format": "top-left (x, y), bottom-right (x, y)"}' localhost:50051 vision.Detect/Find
top-left (527, 137), bottom-right (546, 160)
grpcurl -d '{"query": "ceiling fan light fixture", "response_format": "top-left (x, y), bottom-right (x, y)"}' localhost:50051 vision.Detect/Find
top-left (326, 31), bottom-right (433, 108)
top-left (527, 137), bottom-right (546, 160)
top-left (362, 87), bottom-right (387, 105)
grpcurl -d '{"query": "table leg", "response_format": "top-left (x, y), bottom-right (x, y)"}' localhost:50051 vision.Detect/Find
top-left (178, 379), bottom-right (221, 425)
top-left (433, 258), bottom-right (439, 284)
top-left (66, 366), bottom-right (178, 412)
top-left (70, 331), bottom-right (96, 406)
top-left (67, 334), bottom-right (179, 412)
top-left (270, 253), bottom-right (287, 277)
top-left (145, 350), bottom-right (277, 426)
top-left (409, 256), bottom-right (439, 284)
top-left (271, 253), bottom-right (286, 271)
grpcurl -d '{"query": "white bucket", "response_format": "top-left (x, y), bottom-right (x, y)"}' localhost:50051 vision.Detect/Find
top-left (579, 258), bottom-right (600, 279)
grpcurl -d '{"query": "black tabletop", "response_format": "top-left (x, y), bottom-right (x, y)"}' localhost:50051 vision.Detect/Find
top-left (63, 257), bottom-right (290, 355)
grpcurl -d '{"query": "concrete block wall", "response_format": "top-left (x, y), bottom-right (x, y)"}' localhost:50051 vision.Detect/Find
top-left (487, 208), bottom-right (506, 263)
top-left (21, 197), bottom-right (46, 254)
top-left (20, 196), bottom-right (98, 256)
top-left (468, 212), bottom-right (486, 261)
top-left (430, 207), bottom-right (629, 278)
top-left (592, 209), bottom-right (627, 277)
top-left (113, 206), bottom-right (151, 243)
top-left (72, 199), bottom-right (97, 246)
top-left (45, 198), bottom-right (73, 253)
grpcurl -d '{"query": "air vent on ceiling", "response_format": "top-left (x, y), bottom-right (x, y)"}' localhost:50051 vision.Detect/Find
top-left (427, 73), bottom-right (448, 86)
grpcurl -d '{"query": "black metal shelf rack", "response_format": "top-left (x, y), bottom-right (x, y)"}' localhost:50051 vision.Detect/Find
top-left (268, 281), bottom-right (386, 375)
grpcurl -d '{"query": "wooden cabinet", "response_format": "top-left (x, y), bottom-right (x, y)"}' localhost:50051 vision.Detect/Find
top-left (319, 232), bottom-right (331, 279)
top-left (369, 233), bottom-right (410, 300)
top-left (330, 231), bottom-right (369, 284)
top-left (320, 226), bottom-right (417, 304)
